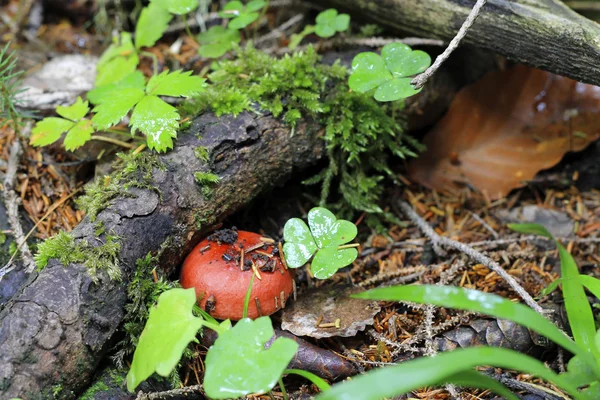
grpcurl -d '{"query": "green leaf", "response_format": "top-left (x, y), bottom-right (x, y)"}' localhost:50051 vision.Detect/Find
top-left (311, 246), bottom-right (358, 279)
top-left (349, 43), bottom-right (430, 102)
top-left (283, 218), bottom-right (317, 268)
top-left (349, 52), bottom-right (391, 93)
top-left (382, 43), bottom-right (431, 77)
top-left (447, 370), bottom-right (518, 400)
top-left (146, 70), bottom-right (206, 97)
top-left (508, 223), bottom-right (554, 239)
top-left (229, 12), bottom-right (259, 30)
top-left (284, 369), bottom-right (331, 392)
top-left (315, 347), bottom-right (579, 400)
top-left (56, 97), bottom-right (89, 121)
top-left (579, 275), bottom-right (600, 300)
top-left (308, 207), bottom-right (357, 248)
top-left (374, 77), bottom-right (421, 102)
top-left (63, 119), bottom-right (94, 151)
top-left (150, 0), bottom-right (198, 14)
top-left (538, 277), bottom-right (562, 297)
top-left (204, 317), bottom-right (299, 398)
top-left (96, 32), bottom-right (139, 86)
top-left (130, 95), bottom-right (179, 152)
top-left (197, 26), bottom-right (241, 58)
top-left (354, 285), bottom-right (584, 360)
top-left (288, 25), bottom-right (315, 50)
top-left (246, 0), bottom-right (266, 12)
top-left (135, 2), bottom-right (173, 49)
top-left (30, 117), bottom-right (74, 147)
top-left (91, 87), bottom-right (145, 130)
top-left (126, 288), bottom-right (203, 392)
top-left (87, 71), bottom-right (146, 105)
top-left (219, 1), bottom-right (260, 29)
top-left (314, 9), bottom-right (350, 38)
top-left (563, 354), bottom-right (598, 388)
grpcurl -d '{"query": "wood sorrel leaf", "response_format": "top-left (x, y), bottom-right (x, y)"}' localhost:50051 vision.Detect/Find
top-left (204, 317), bottom-right (298, 399)
top-left (349, 52), bottom-right (391, 93)
top-left (283, 218), bottom-right (317, 268)
top-left (314, 9), bottom-right (349, 38)
top-left (126, 288), bottom-right (203, 392)
top-left (307, 207), bottom-right (357, 248)
top-left (311, 246), bottom-right (358, 280)
top-left (151, 0), bottom-right (198, 15)
top-left (382, 43), bottom-right (431, 77)
top-left (197, 26), bottom-right (241, 58)
top-left (374, 77), bottom-right (421, 102)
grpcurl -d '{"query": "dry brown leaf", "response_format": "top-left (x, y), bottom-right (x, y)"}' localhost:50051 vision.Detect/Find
top-left (408, 65), bottom-right (600, 199)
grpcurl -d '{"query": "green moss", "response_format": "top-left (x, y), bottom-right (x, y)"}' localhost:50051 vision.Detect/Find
top-left (34, 231), bottom-right (121, 283)
top-left (78, 381), bottom-right (109, 400)
top-left (75, 152), bottom-right (166, 221)
top-left (182, 44), bottom-right (422, 222)
top-left (194, 146), bottom-right (209, 162)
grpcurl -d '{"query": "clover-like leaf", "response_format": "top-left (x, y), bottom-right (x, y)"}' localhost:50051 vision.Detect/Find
top-left (349, 43), bottom-right (431, 102)
top-left (151, 0), bottom-right (198, 15)
top-left (126, 288), bottom-right (203, 392)
top-left (311, 246), bottom-right (358, 280)
top-left (308, 207), bottom-right (357, 248)
top-left (314, 9), bottom-right (350, 38)
top-left (219, 0), bottom-right (265, 30)
top-left (204, 317), bottom-right (298, 399)
top-left (31, 117), bottom-right (75, 147)
top-left (130, 95), bottom-right (179, 152)
top-left (146, 70), bottom-right (206, 97)
top-left (64, 120), bottom-right (94, 151)
top-left (56, 97), bottom-right (89, 121)
top-left (96, 32), bottom-right (139, 86)
top-left (283, 218), bottom-right (318, 268)
top-left (197, 25), bottom-right (241, 58)
top-left (135, 2), bottom-right (173, 49)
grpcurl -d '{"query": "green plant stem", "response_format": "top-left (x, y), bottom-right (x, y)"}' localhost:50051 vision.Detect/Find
top-left (183, 17), bottom-right (194, 40)
top-left (90, 135), bottom-right (134, 149)
top-left (278, 377), bottom-right (288, 400)
top-left (199, 320), bottom-right (223, 334)
top-left (105, 128), bottom-right (134, 138)
top-left (140, 51), bottom-right (159, 75)
top-left (253, 0), bottom-right (270, 40)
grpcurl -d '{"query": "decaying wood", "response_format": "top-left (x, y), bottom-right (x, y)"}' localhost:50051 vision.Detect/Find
top-left (0, 111), bottom-right (325, 399)
top-left (314, 0), bottom-right (600, 86)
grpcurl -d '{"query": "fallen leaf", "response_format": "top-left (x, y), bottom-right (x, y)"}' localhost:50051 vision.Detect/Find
top-left (408, 65), bottom-right (600, 199)
top-left (281, 285), bottom-right (380, 338)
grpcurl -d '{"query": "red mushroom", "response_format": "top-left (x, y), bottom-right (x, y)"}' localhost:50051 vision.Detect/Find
top-left (180, 229), bottom-right (294, 320)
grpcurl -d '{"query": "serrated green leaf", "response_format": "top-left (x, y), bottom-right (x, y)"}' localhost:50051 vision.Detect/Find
top-left (382, 43), bottom-right (431, 77)
top-left (197, 26), bottom-right (241, 58)
top-left (56, 97), bottom-right (89, 121)
top-left (96, 32), bottom-right (139, 86)
top-left (349, 52), bottom-right (391, 93)
top-left (311, 246), bottom-right (357, 279)
top-left (130, 95), bottom-right (179, 152)
top-left (135, 2), bottom-right (173, 49)
top-left (64, 119), bottom-right (94, 151)
top-left (87, 71), bottom-right (146, 105)
top-left (30, 117), bottom-right (74, 147)
top-left (308, 207), bottom-right (357, 248)
top-left (126, 288), bottom-right (203, 392)
top-left (374, 77), bottom-right (421, 102)
top-left (283, 218), bottom-right (317, 268)
top-left (146, 70), bottom-right (206, 97)
top-left (315, 347), bottom-right (578, 400)
top-left (204, 317), bottom-right (298, 398)
top-left (150, 0), bottom-right (198, 14)
top-left (91, 87), bottom-right (145, 129)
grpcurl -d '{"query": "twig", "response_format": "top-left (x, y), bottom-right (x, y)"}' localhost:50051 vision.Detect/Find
top-left (334, 37), bottom-right (445, 48)
top-left (1, 137), bottom-right (36, 275)
top-left (395, 200), bottom-right (544, 315)
top-left (135, 385), bottom-right (204, 400)
top-left (483, 372), bottom-right (569, 400)
top-left (411, 0), bottom-right (487, 89)
top-left (469, 211), bottom-right (499, 239)
top-left (565, 1), bottom-right (600, 12)
top-left (255, 14), bottom-right (304, 46)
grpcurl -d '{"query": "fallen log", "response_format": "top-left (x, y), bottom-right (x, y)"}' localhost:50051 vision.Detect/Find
top-left (315, 0), bottom-right (600, 86)
top-left (0, 111), bottom-right (325, 399)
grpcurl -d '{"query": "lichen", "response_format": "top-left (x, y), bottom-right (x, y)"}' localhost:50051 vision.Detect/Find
top-left (75, 152), bottom-right (166, 221)
top-left (34, 231), bottom-right (121, 283)
top-left (181, 44), bottom-right (422, 223)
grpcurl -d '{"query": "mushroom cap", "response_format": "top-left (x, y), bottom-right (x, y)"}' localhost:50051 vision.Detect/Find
top-left (180, 230), bottom-right (294, 320)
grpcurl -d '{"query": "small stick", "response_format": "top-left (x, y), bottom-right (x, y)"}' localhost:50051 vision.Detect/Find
top-left (251, 261), bottom-right (262, 280)
top-left (255, 250), bottom-right (273, 258)
top-left (245, 242), bottom-right (266, 253)
top-left (259, 236), bottom-right (275, 244)
top-left (338, 243), bottom-right (360, 250)
top-left (239, 248), bottom-right (245, 271)
top-left (278, 242), bottom-right (288, 269)
top-left (318, 322), bottom-right (337, 328)
top-left (411, 0), bottom-right (488, 90)
top-left (199, 244), bottom-right (210, 254)
top-left (395, 200), bottom-right (544, 315)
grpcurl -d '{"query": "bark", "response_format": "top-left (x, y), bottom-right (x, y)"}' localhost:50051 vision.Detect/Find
top-left (314, 0), bottom-right (600, 86)
top-left (0, 111), bottom-right (325, 399)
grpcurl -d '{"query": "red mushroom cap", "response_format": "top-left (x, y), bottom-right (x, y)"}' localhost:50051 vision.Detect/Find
top-left (180, 230), bottom-right (294, 320)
